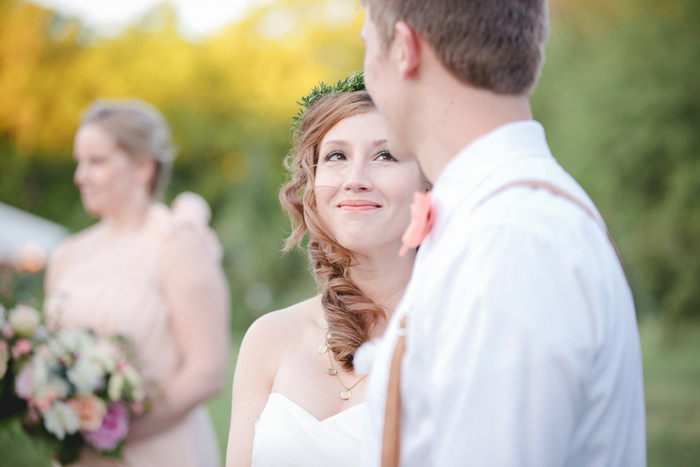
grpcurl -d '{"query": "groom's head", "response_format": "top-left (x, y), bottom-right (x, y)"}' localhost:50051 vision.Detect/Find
top-left (362, 0), bottom-right (549, 95)
top-left (360, 0), bottom-right (549, 164)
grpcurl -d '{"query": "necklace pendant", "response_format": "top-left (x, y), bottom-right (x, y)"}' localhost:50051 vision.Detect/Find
top-left (340, 390), bottom-right (352, 400)
top-left (327, 367), bottom-right (337, 376)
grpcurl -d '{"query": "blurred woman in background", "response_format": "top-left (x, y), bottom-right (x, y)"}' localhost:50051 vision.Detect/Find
top-left (226, 75), bottom-right (429, 466)
top-left (45, 98), bottom-right (229, 466)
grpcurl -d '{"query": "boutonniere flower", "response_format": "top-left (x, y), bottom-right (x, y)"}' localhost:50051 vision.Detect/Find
top-left (399, 191), bottom-right (434, 257)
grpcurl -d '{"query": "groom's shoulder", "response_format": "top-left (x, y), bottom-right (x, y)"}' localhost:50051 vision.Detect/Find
top-left (454, 179), bottom-right (599, 243)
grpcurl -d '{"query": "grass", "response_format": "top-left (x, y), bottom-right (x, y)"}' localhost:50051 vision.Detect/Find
top-left (640, 318), bottom-right (700, 467)
top-left (209, 320), bottom-right (700, 466)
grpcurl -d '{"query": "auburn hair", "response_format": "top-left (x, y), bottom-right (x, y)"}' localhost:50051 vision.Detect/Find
top-left (279, 91), bottom-right (385, 372)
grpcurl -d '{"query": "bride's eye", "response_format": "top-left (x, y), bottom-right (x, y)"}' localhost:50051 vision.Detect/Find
top-left (374, 150), bottom-right (396, 162)
top-left (324, 151), bottom-right (347, 162)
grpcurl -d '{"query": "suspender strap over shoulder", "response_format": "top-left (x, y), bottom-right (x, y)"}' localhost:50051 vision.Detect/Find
top-left (481, 180), bottom-right (628, 281)
top-left (381, 315), bottom-right (408, 467)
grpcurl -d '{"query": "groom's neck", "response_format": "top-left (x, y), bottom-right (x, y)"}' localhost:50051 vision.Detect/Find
top-left (416, 83), bottom-right (533, 183)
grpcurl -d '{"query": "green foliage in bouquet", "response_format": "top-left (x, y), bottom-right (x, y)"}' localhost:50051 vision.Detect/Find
top-left (0, 417), bottom-right (53, 467)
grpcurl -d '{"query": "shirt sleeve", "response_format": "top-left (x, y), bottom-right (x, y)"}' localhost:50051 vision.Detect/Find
top-left (403, 223), bottom-right (597, 466)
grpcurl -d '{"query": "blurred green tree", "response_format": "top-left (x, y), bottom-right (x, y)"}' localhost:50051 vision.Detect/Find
top-left (0, 0), bottom-right (698, 330)
top-left (533, 0), bottom-right (700, 323)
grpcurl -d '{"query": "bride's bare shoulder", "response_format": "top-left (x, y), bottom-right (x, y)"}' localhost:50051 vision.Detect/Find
top-left (238, 296), bottom-right (322, 362)
top-left (245, 296), bottom-right (322, 342)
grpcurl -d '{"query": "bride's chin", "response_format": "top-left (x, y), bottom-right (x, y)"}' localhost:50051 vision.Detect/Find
top-left (338, 240), bottom-right (401, 260)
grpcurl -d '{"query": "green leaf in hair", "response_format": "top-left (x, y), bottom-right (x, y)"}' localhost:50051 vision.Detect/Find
top-left (291, 72), bottom-right (365, 134)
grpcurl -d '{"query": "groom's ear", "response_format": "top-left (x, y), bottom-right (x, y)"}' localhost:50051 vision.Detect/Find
top-left (394, 21), bottom-right (421, 80)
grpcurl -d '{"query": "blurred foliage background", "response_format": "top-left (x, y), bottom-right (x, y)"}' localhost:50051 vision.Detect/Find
top-left (0, 0), bottom-right (699, 464)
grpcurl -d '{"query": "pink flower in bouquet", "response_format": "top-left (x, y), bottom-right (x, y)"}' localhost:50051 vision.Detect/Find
top-left (83, 403), bottom-right (130, 451)
top-left (129, 400), bottom-right (145, 415)
top-left (67, 394), bottom-right (107, 431)
top-left (11, 338), bottom-right (32, 359)
top-left (37, 394), bottom-right (55, 412)
top-left (1, 322), bottom-right (13, 339)
top-left (14, 364), bottom-right (34, 399)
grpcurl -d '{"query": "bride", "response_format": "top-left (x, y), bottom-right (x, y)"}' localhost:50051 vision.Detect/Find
top-left (225, 74), bottom-right (429, 466)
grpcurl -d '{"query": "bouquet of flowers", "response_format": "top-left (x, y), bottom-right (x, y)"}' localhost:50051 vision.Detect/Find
top-left (0, 303), bottom-right (150, 464)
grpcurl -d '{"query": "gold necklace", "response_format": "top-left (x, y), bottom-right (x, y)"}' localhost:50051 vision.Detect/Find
top-left (318, 331), bottom-right (367, 400)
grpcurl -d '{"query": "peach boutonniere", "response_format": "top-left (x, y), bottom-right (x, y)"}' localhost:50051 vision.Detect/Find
top-left (399, 191), bottom-right (434, 257)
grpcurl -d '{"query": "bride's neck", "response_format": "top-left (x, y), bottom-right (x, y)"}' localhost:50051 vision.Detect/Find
top-left (349, 250), bottom-right (415, 337)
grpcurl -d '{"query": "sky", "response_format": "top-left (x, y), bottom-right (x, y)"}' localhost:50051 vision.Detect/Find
top-left (29, 0), bottom-right (272, 38)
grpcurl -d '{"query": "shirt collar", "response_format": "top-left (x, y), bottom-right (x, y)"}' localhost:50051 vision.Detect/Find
top-left (429, 120), bottom-right (553, 222)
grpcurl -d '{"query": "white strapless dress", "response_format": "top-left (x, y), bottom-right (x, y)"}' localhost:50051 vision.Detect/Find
top-left (252, 393), bottom-right (368, 467)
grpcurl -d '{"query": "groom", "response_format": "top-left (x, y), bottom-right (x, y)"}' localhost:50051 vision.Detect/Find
top-left (358, 0), bottom-right (646, 465)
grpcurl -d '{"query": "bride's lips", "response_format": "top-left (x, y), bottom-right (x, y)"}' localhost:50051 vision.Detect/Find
top-left (337, 200), bottom-right (381, 211)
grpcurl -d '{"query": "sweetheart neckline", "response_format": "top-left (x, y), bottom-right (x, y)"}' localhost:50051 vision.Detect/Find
top-left (268, 392), bottom-right (366, 423)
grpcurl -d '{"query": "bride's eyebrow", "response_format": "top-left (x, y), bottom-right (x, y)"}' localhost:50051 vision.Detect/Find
top-left (321, 140), bottom-right (350, 148)
top-left (372, 139), bottom-right (388, 147)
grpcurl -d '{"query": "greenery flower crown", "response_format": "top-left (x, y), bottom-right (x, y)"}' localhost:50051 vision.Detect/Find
top-left (291, 71), bottom-right (365, 134)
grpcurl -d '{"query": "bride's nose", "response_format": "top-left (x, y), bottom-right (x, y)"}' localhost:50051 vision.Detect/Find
top-left (342, 160), bottom-right (372, 192)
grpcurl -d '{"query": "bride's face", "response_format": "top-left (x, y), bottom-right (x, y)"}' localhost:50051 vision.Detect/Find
top-left (73, 123), bottom-right (151, 218)
top-left (314, 110), bottom-right (423, 256)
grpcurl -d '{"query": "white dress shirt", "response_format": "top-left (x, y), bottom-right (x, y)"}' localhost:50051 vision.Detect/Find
top-left (358, 121), bottom-right (646, 466)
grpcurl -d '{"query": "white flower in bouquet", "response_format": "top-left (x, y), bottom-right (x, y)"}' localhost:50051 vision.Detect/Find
top-left (120, 362), bottom-right (141, 387)
top-left (92, 340), bottom-right (118, 373)
top-left (14, 363), bottom-right (35, 399)
top-left (68, 359), bottom-right (104, 394)
top-left (46, 375), bottom-right (71, 400)
top-left (29, 349), bottom-right (53, 388)
top-left (43, 401), bottom-right (80, 440)
top-left (50, 328), bottom-right (92, 363)
top-left (108, 373), bottom-right (125, 402)
top-left (8, 304), bottom-right (41, 338)
top-left (93, 344), bottom-right (118, 374)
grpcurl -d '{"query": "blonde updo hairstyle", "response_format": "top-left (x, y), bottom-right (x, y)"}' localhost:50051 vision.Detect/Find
top-left (280, 91), bottom-right (385, 372)
top-left (80, 98), bottom-right (176, 198)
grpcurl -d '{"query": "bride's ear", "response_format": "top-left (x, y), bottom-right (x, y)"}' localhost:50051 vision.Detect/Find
top-left (394, 21), bottom-right (421, 80)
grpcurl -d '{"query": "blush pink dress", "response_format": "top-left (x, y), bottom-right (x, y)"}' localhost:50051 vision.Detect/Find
top-left (45, 201), bottom-right (221, 467)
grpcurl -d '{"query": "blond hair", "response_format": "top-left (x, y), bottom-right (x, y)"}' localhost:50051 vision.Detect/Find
top-left (80, 98), bottom-right (176, 197)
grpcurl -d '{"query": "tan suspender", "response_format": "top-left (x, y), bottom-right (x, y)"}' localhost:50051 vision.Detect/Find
top-left (379, 180), bottom-right (627, 466)
top-left (381, 315), bottom-right (408, 467)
